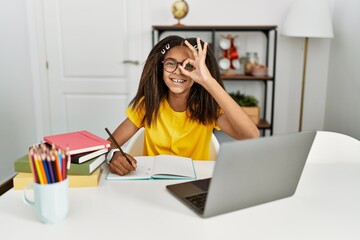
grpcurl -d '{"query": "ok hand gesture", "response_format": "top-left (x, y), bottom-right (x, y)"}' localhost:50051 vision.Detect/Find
top-left (179, 37), bottom-right (213, 86)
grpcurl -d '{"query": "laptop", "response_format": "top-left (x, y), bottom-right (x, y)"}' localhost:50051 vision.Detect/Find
top-left (166, 131), bottom-right (316, 218)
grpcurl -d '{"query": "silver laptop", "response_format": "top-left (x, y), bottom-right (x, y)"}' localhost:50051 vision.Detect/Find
top-left (166, 131), bottom-right (316, 218)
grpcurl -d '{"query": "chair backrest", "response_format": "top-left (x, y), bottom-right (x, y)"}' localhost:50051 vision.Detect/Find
top-left (125, 128), bottom-right (145, 156)
top-left (125, 128), bottom-right (220, 160)
top-left (210, 132), bottom-right (220, 160)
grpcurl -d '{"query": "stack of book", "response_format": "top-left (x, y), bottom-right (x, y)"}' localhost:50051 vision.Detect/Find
top-left (13, 130), bottom-right (110, 189)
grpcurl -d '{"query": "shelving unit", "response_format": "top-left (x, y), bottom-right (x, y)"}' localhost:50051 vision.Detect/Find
top-left (152, 25), bottom-right (277, 136)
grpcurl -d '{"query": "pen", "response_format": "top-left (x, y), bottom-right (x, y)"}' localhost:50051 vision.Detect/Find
top-left (105, 128), bottom-right (135, 168)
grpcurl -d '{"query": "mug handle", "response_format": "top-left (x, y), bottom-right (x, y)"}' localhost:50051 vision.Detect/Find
top-left (23, 183), bottom-right (35, 206)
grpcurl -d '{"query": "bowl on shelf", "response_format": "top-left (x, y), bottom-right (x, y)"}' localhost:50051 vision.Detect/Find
top-left (251, 65), bottom-right (268, 77)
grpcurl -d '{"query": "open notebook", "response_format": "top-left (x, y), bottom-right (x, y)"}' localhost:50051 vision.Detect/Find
top-left (106, 155), bottom-right (196, 180)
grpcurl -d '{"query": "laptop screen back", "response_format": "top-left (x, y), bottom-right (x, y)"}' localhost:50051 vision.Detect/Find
top-left (202, 131), bottom-right (316, 217)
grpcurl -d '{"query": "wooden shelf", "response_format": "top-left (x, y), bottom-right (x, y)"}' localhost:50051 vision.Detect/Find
top-left (152, 25), bottom-right (277, 136)
top-left (152, 25), bottom-right (277, 32)
top-left (257, 119), bottom-right (271, 129)
top-left (221, 74), bottom-right (273, 81)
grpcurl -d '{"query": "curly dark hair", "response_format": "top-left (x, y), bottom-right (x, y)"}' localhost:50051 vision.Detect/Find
top-left (130, 35), bottom-right (225, 127)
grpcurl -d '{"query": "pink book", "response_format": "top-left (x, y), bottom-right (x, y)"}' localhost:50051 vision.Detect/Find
top-left (44, 130), bottom-right (111, 155)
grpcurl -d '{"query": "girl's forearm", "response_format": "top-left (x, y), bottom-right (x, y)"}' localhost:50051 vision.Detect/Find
top-left (202, 77), bottom-right (260, 139)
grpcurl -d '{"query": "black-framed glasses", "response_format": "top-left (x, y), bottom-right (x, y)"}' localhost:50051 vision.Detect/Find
top-left (162, 58), bottom-right (195, 73)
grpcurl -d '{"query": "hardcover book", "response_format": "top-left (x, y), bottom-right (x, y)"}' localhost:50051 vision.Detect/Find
top-left (106, 155), bottom-right (196, 180)
top-left (14, 154), bottom-right (106, 175)
top-left (13, 167), bottom-right (102, 189)
top-left (71, 148), bottom-right (108, 164)
top-left (43, 130), bottom-right (110, 155)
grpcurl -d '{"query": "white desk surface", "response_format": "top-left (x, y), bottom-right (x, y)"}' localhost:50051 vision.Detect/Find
top-left (1, 131), bottom-right (360, 240)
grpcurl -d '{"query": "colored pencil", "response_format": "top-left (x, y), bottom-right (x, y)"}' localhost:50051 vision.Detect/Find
top-left (34, 154), bottom-right (45, 184)
top-left (41, 154), bottom-right (51, 184)
top-left (54, 150), bottom-right (63, 182)
top-left (28, 148), bottom-right (38, 183)
top-left (51, 155), bottom-right (59, 182)
top-left (61, 151), bottom-right (66, 180)
top-left (28, 144), bottom-right (68, 184)
top-left (38, 154), bottom-right (48, 184)
top-left (46, 155), bottom-right (55, 183)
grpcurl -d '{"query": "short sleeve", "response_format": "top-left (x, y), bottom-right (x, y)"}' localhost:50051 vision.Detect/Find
top-left (214, 108), bottom-right (223, 130)
top-left (126, 105), bottom-right (145, 128)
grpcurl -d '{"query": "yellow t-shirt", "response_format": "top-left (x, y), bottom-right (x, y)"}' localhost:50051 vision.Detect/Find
top-left (126, 99), bottom-right (220, 160)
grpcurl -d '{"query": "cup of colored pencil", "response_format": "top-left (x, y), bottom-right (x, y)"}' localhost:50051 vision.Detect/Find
top-left (23, 144), bottom-right (70, 224)
top-left (28, 143), bottom-right (69, 184)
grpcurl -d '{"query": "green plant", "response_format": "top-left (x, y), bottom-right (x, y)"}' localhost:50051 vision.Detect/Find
top-left (229, 91), bottom-right (259, 107)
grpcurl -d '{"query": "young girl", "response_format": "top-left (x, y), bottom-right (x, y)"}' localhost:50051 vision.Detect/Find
top-left (107, 35), bottom-right (259, 176)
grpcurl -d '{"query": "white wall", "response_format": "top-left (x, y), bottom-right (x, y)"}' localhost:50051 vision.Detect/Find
top-left (1, 0), bottom-right (359, 184)
top-left (0, 0), bottom-right (38, 184)
top-left (325, 0), bottom-right (360, 139)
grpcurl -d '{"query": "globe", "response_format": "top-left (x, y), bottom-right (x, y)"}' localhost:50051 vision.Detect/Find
top-left (172, 0), bottom-right (189, 24)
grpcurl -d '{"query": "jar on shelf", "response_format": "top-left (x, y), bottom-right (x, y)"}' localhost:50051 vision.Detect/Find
top-left (244, 52), bottom-right (259, 75)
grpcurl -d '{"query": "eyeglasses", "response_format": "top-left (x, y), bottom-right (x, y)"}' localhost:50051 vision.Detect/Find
top-left (162, 58), bottom-right (195, 73)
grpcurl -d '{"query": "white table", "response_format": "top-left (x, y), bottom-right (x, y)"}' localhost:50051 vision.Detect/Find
top-left (1, 131), bottom-right (360, 240)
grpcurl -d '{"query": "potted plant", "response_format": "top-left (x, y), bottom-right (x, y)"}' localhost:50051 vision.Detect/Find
top-left (229, 91), bottom-right (260, 124)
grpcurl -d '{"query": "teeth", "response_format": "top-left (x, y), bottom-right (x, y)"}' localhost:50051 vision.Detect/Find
top-left (172, 79), bottom-right (185, 83)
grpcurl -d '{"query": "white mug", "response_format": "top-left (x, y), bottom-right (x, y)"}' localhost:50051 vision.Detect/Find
top-left (23, 178), bottom-right (69, 224)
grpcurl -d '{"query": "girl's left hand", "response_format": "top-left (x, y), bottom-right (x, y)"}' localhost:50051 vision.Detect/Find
top-left (179, 37), bottom-right (213, 86)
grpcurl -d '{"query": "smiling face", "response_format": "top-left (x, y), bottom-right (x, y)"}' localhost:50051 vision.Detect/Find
top-left (163, 46), bottom-right (194, 98)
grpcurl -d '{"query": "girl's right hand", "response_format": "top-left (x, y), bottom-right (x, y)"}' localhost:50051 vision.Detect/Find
top-left (109, 152), bottom-right (137, 176)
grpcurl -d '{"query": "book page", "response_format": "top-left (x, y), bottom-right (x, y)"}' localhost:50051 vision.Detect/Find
top-left (151, 155), bottom-right (196, 179)
top-left (106, 156), bottom-right (154, 180)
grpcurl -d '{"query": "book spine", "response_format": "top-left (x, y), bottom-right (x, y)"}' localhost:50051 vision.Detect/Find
top-left (67, 164), bottom-right (92, 175)
top-left (14, 161), bottom-right (32, 173)
top-left (15, 164), bottom-right (93, 175)
top-left (15, 154), bottom-right (101, 176)
top-left (13, 169), bottom-right (102, 189)
top-left (70, 155), bottom-right (81, 164)
top-left (68, 169), bottom-right (102, 188)
top-left (15, 158), bottom-right (92, 175)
